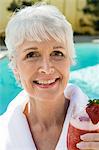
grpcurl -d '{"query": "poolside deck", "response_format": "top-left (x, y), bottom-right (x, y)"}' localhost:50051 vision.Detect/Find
top-left (0, 46), bottom-right (7, 59)
top-left (74, 35), bottom-right (99, 43)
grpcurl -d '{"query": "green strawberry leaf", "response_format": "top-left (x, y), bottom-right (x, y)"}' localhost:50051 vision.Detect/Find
top-left (88, 99), bottom-right (99, 105)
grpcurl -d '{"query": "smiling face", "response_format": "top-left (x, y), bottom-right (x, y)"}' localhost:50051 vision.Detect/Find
top-left (14, 38), bottom-right (70, 101)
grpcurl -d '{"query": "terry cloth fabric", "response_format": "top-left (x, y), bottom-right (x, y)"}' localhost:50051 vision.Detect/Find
top-left (0, 84), bottom-right (88, 150)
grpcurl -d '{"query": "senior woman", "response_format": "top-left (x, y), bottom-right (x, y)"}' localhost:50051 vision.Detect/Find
top-left (0, 3), bottom-right (99, 150)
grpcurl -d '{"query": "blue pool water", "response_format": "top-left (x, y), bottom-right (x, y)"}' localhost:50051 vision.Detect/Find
top-left (0, 43), bottom-right (99, 115)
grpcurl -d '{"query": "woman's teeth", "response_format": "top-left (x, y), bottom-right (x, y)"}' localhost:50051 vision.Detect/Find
top-left (34, 79), bottom-right (57, 85)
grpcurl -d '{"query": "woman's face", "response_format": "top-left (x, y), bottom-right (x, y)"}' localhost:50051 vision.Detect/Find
top-left (15, 37), bottom-right (70, 101)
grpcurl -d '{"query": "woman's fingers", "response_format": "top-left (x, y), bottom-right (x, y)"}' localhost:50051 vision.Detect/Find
top-left (76, 133), bottom-right (99, 149)
top-left (76, 141), bottom-right (99, 149)
top-left (80, 133), bottom-right (99, 141)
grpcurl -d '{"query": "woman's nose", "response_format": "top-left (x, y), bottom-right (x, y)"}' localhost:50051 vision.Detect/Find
top-left (38, 58), bottom-right (54, 74)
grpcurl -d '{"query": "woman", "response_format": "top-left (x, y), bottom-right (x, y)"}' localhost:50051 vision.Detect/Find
top-left (0, 3), bottom-right (99, 150)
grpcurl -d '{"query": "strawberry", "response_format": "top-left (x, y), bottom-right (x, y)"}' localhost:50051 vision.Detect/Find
top-left (86, 99), bottom-right (99, 124)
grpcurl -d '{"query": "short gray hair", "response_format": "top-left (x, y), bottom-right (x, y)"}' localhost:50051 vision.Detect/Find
top-left (5, 2), bottom-right (76, 69)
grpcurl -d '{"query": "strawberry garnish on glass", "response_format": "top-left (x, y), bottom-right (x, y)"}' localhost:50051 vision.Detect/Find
top-left (86, 99), bottom-right (99, 124)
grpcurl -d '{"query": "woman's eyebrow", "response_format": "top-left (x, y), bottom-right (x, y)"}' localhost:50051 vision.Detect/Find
top-left (53, 46), bottom-right (64, 49)
top-left (23, 47), bottom-right (38, 52)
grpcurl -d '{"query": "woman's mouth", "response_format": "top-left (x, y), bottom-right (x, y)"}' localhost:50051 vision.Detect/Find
top-left (33, 78), bottom-right (60, 88)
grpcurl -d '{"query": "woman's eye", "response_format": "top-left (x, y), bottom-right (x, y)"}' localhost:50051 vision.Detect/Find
top-left (51, 51), bottom-right (64, 57)
top-left (26, 52), bottom-right (40, 59)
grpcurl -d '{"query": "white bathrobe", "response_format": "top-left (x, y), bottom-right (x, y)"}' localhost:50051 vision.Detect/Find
top-left (0, 84), bottom-right (88, 150)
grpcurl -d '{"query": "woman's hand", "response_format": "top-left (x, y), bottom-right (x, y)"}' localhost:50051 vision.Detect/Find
top-left (76, 133), bottom-right (99, 150)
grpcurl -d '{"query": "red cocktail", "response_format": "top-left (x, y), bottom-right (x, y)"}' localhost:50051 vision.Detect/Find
top-left (67, 99), bottom-right (99, 150)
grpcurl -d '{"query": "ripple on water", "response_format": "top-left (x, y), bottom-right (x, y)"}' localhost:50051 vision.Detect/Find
top-left (70, 64), bottom-right (99, 99)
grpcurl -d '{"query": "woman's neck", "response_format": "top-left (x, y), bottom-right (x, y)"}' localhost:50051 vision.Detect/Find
top-left (25, 95), bottom-right (70, 129)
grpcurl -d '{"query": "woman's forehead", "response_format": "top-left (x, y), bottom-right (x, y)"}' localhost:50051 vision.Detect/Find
top-left (16, 38), bottom-right (65, 51)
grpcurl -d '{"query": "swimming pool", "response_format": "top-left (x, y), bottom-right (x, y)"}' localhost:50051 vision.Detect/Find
top-left (0, 43), bottom-right (99, 114)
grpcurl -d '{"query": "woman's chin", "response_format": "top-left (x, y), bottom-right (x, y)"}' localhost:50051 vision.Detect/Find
top-left (29, 78), bottom-right (62, 100)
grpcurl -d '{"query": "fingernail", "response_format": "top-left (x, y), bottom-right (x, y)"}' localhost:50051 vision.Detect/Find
top-left (76, 143), bottom-right (80, 148)
top-left (80, 135), bottom-right (84, 140)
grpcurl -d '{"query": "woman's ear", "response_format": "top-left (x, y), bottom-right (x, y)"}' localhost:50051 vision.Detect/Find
top-left (13, 66), bottom-right (22, 87)
top-left (13, 67), bottom-right (20, 81)
top-left (10, 56), bottom-right (22, 86)
top-left (10, 55), bottom-right (20, 81)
